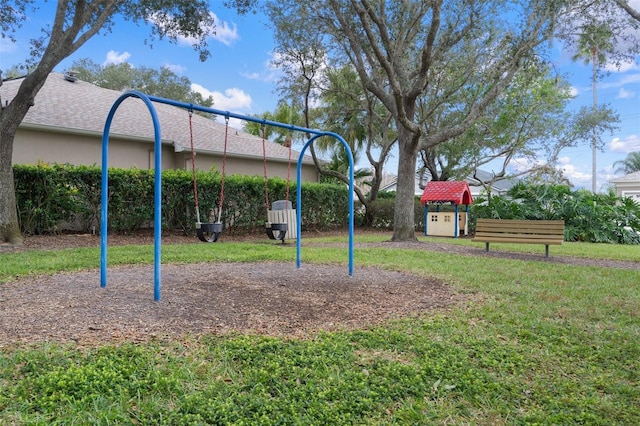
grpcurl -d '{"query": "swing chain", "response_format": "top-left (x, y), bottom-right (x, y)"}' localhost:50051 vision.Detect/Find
top-left (217, 115), bottom-right (229, 224)
top-left (261, 122), bottom-right (270, 212)
top-left (188, 107), bottom-right (201, 224)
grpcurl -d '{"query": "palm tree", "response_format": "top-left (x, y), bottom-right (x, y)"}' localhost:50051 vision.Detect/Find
top-left (613, 152), bottom-right (640, 175)
top-left (571, 23), bottom-right (613, 192)
top-left (322, 146), bottom-right (373, 186)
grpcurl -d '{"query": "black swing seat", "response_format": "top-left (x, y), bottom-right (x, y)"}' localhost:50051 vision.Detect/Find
top-left (265, 222), bottom-right (287, 242)
top-left (196, 222), bottom-right (223, 243)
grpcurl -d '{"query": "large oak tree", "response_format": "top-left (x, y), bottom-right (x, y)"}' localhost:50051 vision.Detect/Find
top-left (0, 0), bottom-right (249, 244)
top-left (70, 58), bottom-right (214, 107)
top-left (265, 0), bottom-right (564, 241)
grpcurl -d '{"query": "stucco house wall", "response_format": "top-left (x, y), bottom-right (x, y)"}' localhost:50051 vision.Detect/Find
top-left (3, 73), bottom-right (319, 182)
top-left (610, 171), bottom-right (640, 203)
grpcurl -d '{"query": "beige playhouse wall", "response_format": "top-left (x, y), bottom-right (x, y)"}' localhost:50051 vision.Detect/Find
top-left (426, 212), bottom-right (468, 237)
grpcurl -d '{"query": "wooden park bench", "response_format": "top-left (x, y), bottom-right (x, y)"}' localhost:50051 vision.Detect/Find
top-left (473, 218), bottom-right (565, 257)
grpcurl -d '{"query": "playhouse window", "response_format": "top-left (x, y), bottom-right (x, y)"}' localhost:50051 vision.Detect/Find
top-left (444, 215), bottom-right (451, 222)
top-left (431, 216), bottom-right (438, 222)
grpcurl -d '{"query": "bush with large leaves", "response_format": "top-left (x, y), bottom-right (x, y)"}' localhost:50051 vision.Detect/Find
top-left (472, 182), bottom-right (640, 244)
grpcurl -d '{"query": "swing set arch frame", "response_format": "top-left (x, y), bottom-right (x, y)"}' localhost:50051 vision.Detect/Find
top-left (100, 91), bottom-right (355, 301)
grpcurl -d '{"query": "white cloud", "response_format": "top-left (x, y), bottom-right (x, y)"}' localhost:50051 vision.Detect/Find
top-left (599, 165), bottom-right (619, 184)
top-left (191, 84), bottom-right (252, 111)
top-left (604, 59), bottom-right (639, 73)
top-left (608, 135), bottom-right (640, 153)
top-left (617, 87), bottom-right (635, 99)
top-left (103, 50), bottom-right (131, 66)
top-left (164, 63), bottom-right (186, 74)
top-left (556, 154), bottom-right (635, 190)
top-left (509, 157), bottom-right (545, 174)
top-left (211, 14), bottom-right (238, 46)
top-left (600, 73), bottom-right (640, 89)
top-left (558, 163), bottom-right (591, 182)
top-left (553, 160), bottom-right (593, 188)
top-left (240, 71), bottom-right (261, 80)
top-left (262, 53), bottom-right (284, 83)
top-left (568, 85), bottom-right (579, 97)
top-left (175, 12), bottom-right (238, 47)
top-left (618, 74), bottom-right (640, 85)
top-left (191, 83), bottom-right (252, 129)
top-left (238, 53), bottom-right (281, 83)
top-left (558, 156), bottom-right (571, 165)
top-left (557, 156), bottom-right (591, 184)
top-left (0, 38), bottom-right (16, 54)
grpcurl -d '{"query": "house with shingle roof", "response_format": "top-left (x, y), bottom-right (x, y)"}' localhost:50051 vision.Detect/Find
top-left (2, 72), bottom-right (319, 182)
top-left (380, 169), bottom-right (516, 198)
top-left (610, 171), bottom-right (640, 203)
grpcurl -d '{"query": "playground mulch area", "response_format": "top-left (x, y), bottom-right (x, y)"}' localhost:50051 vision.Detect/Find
top-left (1, 231), bottom-right (637, 347)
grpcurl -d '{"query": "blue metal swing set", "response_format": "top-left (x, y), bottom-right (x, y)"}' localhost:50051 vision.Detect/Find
top-left (100, 91), bottom-right (355, 301)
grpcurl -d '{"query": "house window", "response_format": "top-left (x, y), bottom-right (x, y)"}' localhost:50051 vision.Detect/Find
top-left (431, 215), bottom-right (438, 222)
top-left (444, 215), bottom-right (451, 223)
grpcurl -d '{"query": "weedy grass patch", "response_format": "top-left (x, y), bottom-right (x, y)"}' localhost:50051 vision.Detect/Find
top-left (0, 234), bottom-right (638, 424)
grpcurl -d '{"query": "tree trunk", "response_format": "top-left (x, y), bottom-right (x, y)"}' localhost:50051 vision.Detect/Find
top-left (0, 113), bottom-right (22, 244)
top-left (391, 128), bottom-right (420, 241)
top-left (0, 73), bottom-right (45, 245)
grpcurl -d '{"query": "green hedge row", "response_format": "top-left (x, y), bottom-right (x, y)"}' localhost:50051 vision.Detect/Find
top-left (13, 164), bottom-right (351, 236)
top-left (356, 195), bottom-right (425, 230)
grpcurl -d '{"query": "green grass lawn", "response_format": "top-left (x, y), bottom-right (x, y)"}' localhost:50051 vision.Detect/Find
top-left (1, 233), bottom-right (638, 424)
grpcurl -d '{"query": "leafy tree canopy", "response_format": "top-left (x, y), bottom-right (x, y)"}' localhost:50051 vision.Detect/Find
top-left (556, 0), bottom-right (640, 72)
top-left (613, 152), bottom-right (640, 175)
top-left (0, 0), bottom-right (250, 245)
top-left (264, 0), bottom-right (566, 241)
top-left (70, 58), bottom-right (213, 107)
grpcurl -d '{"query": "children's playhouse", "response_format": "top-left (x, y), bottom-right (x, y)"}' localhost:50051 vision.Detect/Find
top-left (420, 181), bottom-right (474, 237)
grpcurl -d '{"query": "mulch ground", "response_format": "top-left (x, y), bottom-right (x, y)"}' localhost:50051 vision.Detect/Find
top-left (1, 231), bottom-right (637, 347)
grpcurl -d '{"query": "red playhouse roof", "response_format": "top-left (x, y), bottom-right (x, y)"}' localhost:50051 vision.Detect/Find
top-left (420, 181), bottom-right (473, 205)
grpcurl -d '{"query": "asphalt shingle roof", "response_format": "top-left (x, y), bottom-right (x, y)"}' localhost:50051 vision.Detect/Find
top-left (420, 181), bottom-right (474, 205)
top-left (610, 171), bottom-right (640, 183)
top-left (1, 73), bottom-right (310, 164)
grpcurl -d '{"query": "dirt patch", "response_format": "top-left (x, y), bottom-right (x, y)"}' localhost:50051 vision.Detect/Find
top-left (0, 261), bottom-right (457, 346)
top-left (1, 231), bottom-right (636, 347)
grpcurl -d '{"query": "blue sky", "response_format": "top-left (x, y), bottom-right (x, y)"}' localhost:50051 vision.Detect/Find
top-left (1, 1), bottom-right (639, 191)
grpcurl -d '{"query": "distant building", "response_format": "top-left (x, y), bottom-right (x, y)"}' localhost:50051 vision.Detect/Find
top-left (609, 171), bottom-right (640, 203)
top-left (1, 72), bottom-right (319, 182)
top-left (380, 169), bottom-right (516, 198)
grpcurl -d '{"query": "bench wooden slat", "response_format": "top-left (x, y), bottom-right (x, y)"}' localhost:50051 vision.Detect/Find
top-left (476, 220), bottom-right (563, 229)
top-left (478, 223), bottom-right (564, 231)
top-left (478, 226), bottom-right (564, 234)
top-left (476, 230), bottom-right (563, 238)
top-left (481, 220), bottom-right (564, 225)
top-left (475, 230), bottom-right (563, 238)
top-left (472, 218), bottom-right (564, 257)
top-left (476, 236), bottom-right (563, 245)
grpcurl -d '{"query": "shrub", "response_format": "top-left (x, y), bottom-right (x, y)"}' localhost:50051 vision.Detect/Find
top-left (13, 163), bottom-right (352, 235)
top-left (470, 182), bottom-right (640, 244)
